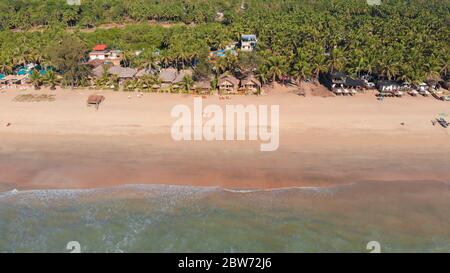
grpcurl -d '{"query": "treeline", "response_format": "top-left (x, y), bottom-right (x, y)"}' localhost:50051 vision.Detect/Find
top-left (0, 0), bottom-right (238, 30)
top-left (0, 0), bottom-right (449, 85)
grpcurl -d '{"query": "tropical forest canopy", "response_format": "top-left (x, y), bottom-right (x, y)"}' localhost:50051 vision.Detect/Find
top-left (0, 0), bottom-right (449, 85)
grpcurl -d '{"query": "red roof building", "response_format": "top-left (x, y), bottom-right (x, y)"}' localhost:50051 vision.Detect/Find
top-left (89, 44), bottom-right (122, 66)
top-left (93, 44), bottom-right (108, 51)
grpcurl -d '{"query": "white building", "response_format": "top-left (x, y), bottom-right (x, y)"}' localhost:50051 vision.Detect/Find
top-left (240, 34), bottom-right (257, 52)
top-left (88, 44), bottom-right (123, 66)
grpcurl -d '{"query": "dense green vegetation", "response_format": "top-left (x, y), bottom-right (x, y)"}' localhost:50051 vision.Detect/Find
top-left (0, 0), bottom-right (449, 87)
top-left (0, 0), bottom-right (234, 29)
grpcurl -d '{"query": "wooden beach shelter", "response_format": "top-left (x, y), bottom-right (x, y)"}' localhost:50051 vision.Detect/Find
top-left (87, 95), bottom-right (105, 110)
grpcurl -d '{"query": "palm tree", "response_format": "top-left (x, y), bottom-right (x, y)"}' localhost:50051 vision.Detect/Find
top-left (265, 56), bottom-right (288, 82)
top-left (159, 54), bottom-right (172, 69)
top-left (138, 74), bottom-right (158, 92)
top-left (210, 77), bottom-right (218, 92)
top-left (182, 75), bottom-right (194, 92)
top-left (423, 59), bottom-right (442, 80)
top-left (376, 56), bottom-right (400, 80)
top-left (29, 70), bottom-right (42, 90)
top-left (176, 52), bottom-right (190, 69)
top-left (311, 53), bottom-right (327, 83)
top-left (121, 51), bottom-right (134, 67)
top-left (293, 54), bottom-right (312, 83)
top-left (256, 65), bottom-right (269, 85)
top-left (124, 79), bottom-right (138, 92)
top-left (109, 74), bottom-right (120, 91)
top-left (139, 55), bottom-right (159, 71)
top-left (43, 70), bottom-right (59, 90)
top-left (0, 0), bottom-right (447, 90)
top-left (95, 66), bottom-right (110, 89)
top-left (327, 47), bottom-right (346, 73)
top-left (0, 58), bottom-right (13, 75)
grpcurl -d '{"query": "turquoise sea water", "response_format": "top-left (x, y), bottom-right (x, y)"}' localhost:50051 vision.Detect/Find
top-left (0, 181), bottom-right (449, 253)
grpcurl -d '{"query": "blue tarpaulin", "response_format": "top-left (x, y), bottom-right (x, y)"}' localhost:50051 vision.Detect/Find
top-left (17, 69), bottom-right (27, 75)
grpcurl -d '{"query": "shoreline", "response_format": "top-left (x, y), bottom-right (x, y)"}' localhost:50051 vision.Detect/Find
top-left (1, 89), bottom-right (449, 191)
top-left (1, 179), bottom-right (448, 196)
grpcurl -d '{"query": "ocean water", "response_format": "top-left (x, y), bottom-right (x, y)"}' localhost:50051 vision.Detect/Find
top-left (0, 181), bottom-right (449, 253)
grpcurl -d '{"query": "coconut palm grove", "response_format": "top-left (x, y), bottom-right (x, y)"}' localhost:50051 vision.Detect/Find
top-left (0, 0), bottom-right (448, 90)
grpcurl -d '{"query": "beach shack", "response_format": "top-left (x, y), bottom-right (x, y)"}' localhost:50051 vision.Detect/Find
top-left (91, 65), bottom-right (108, 79)
top-left (377, 81), bottom-right (401, 92)
top-left (135, 68), bottom-right (158, 78)
top-left (240, 35), bottom-right (257, 52)
top-left (0, 74), bottom-right (30, 87)
top-left (108, 66), bottom-right (138, 84)
top-left (320, 72), bottom-right (346, 90)
top-left (193, 80), bottom-right (212, 95)
top-left (344, 77), bottom-right (366, 90)
top-left (0, 75), bottom-right (8, 86)
top-left (159, 68), bottom-right (178, 84)
top-left (218, 75), bottom-right (240, 94)
top-left (173, 69), bottom-right (193, 84)
top-left (240, 75), bottom-right (261, 94)
top-left (159, 68), bottom-right (193, 90)
top-left (376, 81), bottom-right (404, 97)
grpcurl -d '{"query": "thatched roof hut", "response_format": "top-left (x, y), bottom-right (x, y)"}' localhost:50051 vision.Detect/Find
top-left (218, 75), bottom-right (240, 87)
top-left (92, 66), bottom-right (106, 78)
top-left (241, 75), bottom-right (261, 88)
top-left (194, 80), bottom-right (212, 90)
top-left (173, 69), bottom-right (193, 83)
top-left (159, 68), bottom-right (178, 83)
top-left (159, 68), bottom-right (193, 83)
top-left (135, 68), bottom-right (158, 78)
top-left (108, 66), bottom-right (137, 79)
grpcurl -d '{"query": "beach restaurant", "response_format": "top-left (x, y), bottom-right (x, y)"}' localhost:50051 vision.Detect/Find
top-left (0, 74), bottom-right (30, 87)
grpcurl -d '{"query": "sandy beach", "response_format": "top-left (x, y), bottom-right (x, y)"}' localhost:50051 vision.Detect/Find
top-left (0, 87), bottom-right (449, 191)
